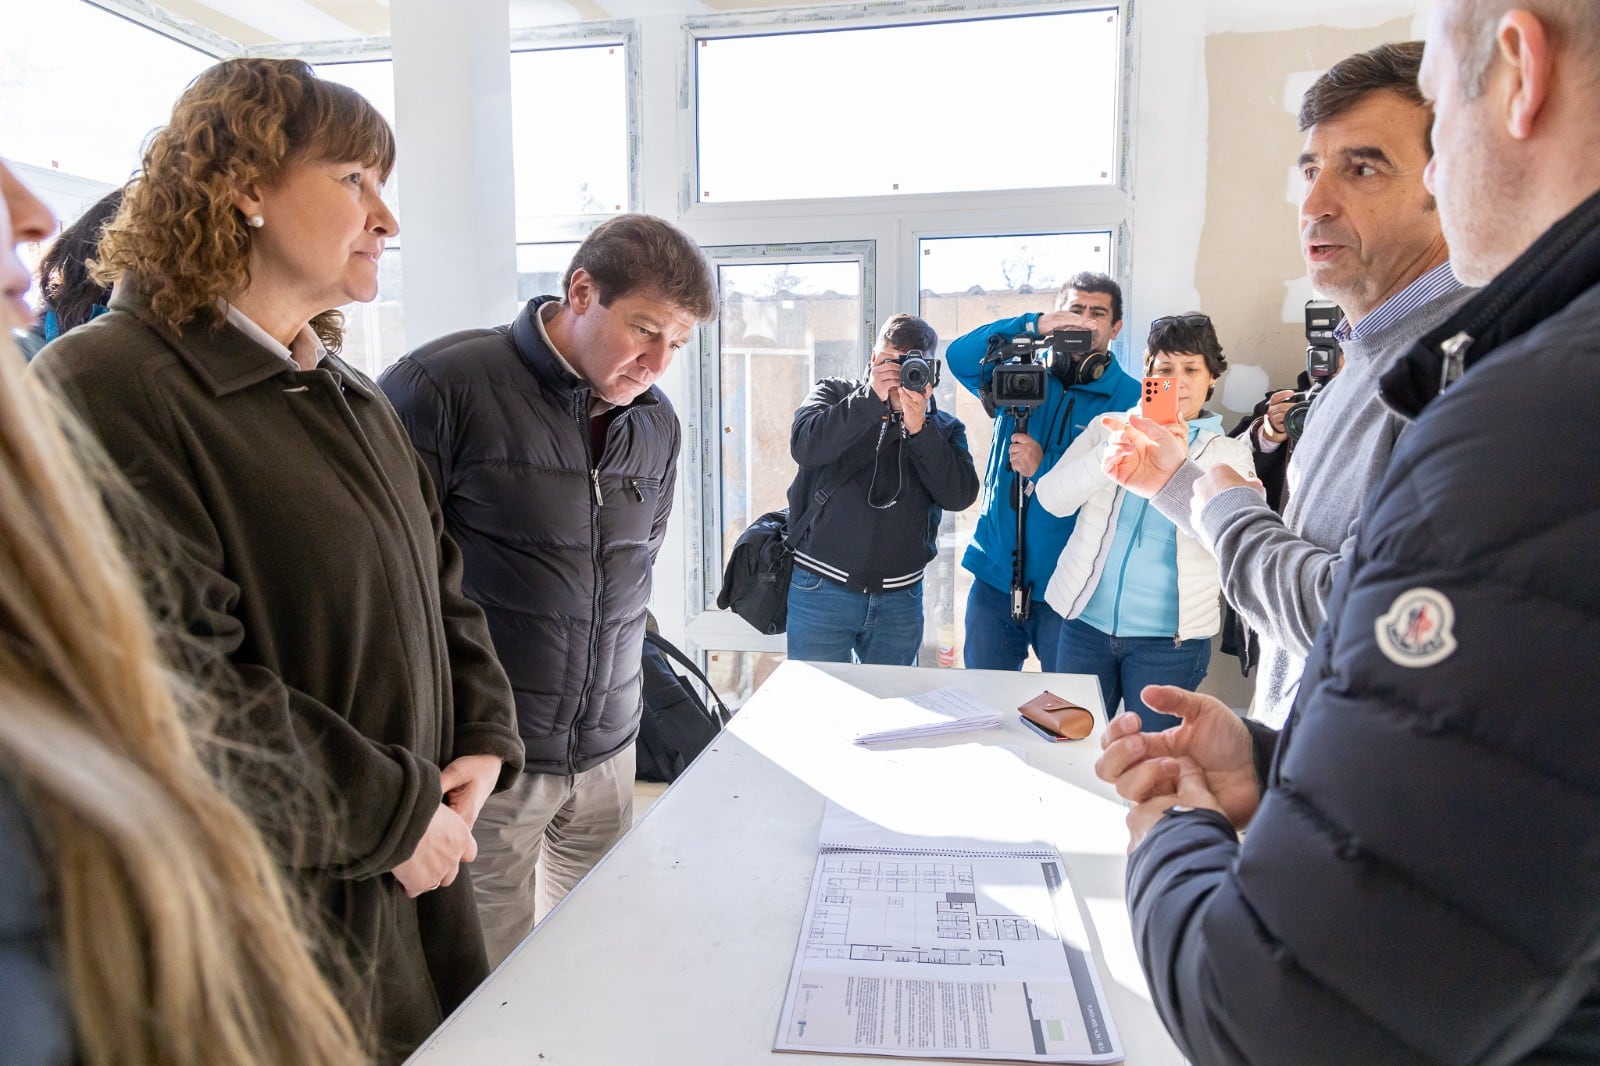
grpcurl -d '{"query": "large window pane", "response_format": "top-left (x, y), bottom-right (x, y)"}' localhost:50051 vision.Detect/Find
top-left (2, 3), bottom-right (213, 186)
top-left (516, 242), bottom-right (581, 303)
top-left (717, 258), bottom-right (864, 568)
top-left (511, 45), bottom-right (629, 233)
top-left (918, 231), bottom-right (1113, 669)
top-left (697, 9), bottom-right (1120, 203)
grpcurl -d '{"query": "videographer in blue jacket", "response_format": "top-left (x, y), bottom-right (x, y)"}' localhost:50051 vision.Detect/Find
top-left (946, 272), bottom-right (1140, 670)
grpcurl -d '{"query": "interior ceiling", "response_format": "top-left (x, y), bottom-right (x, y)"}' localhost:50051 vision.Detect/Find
top-left (124, 0), bottom-right (879, 47)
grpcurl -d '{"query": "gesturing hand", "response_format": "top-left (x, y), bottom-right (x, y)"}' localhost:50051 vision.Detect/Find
top-left (1095, 685), bottom-right (1261, 832)
top-left (1100, 413), bottom-right (1188, 498)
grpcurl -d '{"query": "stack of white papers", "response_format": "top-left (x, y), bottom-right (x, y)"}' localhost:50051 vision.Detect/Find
top-left (851, 686), bottom-right (1003, 747)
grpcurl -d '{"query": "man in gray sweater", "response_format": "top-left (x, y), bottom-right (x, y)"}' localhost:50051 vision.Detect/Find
top-left (1112, 42), bottom-right (1474, 725)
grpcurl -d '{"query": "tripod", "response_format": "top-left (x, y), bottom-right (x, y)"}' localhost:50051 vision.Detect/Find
top-left (1008, 406), bottom-right (1033, 623)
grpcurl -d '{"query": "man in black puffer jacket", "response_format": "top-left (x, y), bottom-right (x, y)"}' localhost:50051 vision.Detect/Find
top-left (380, 215), bottom-right (716, 966)
top-left (1094, 3), bottom-right (1600, 1061)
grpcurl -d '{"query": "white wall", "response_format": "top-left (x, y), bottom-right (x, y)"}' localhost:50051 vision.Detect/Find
top-left (1128, 0), bottom-right (1431, 324)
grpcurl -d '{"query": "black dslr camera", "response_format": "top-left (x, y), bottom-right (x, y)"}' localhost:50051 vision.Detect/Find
top-left (1284, 300), bottom-right (1342, 442)
top-left (979, 329), bottom-right (1095, 419)
top-left (893, 349), bottom-right (940, 392)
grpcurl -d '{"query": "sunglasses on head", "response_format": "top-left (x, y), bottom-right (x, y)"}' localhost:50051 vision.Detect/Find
top-left (1149, 313), bottom-right (1212, 332)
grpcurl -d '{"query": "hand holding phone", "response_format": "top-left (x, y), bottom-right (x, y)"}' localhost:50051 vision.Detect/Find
top-left (1141, 376), bottom-right (1179, 424)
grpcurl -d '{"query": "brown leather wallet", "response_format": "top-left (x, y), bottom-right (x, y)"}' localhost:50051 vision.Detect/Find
top-left (1019, 691), bottom-right (1096, 740)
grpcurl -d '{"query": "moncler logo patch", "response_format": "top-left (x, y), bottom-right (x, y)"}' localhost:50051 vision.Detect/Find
top-left (1375, 587), bottom-right (1458, 668)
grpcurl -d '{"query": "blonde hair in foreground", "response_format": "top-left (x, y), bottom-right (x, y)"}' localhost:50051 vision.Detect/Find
top-left (0, 334), bottom-right (366, 1065)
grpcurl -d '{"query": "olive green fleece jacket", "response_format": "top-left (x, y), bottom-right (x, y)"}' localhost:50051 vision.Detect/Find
top-left (35, 282), bottom-right (524, 1062)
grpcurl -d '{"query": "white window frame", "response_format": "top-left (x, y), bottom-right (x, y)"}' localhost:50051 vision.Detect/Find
top-left (686, 241), bottom-right (876, 654)
top-left (510, 21), bottom-right (642, 244)
top-left (676, 0), bottom-right (1136, 659)
top-left (681, 0), bottom-right (1130, 213)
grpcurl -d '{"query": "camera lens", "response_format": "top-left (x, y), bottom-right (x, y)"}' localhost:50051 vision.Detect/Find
top-left (899, 353), bottom-right (935, 392)
top-left (1284, 401), bottom-right (1309, 442)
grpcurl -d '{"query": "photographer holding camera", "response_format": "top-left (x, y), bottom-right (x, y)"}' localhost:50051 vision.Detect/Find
top-left (784, 313), bottom-right (979, 665)
top-left (1100, 42), bottom-right (1474, 726)
top-left (946, 272), bottom-right (1140, 671)
top-left (1231, 303), bottom-right (1342, 515)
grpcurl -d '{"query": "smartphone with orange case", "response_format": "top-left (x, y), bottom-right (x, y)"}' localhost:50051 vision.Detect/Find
top-left (1141, 376), bottom-right (1179, 423)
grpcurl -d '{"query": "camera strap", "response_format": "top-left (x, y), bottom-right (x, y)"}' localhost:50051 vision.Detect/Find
top-left (786, 450), bottom-right (880, 551)
top-left (866, 416), bottom-right (909, 511)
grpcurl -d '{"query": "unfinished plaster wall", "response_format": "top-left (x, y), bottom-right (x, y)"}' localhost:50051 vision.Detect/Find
top-left (1196, 16), bottom-right (1414, 417)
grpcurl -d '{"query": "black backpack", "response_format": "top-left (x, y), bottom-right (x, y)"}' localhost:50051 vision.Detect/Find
top-left (636, 630), bottom-right (731, 783)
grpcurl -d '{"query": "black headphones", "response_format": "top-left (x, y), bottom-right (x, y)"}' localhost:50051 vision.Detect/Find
top-left (1052, 348), bottom-right (1112, 388)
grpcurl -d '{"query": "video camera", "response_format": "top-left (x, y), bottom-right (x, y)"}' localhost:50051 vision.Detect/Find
top-left (1284, 300), bottom-right (1342, 442)
top-left (979, 328), bottom-right (1095, 419)
top-left (980, 327), bottom-right (1096, 625)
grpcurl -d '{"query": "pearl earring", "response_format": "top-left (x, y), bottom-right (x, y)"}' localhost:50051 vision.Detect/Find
top-left (247, 214), bottom-right (265, 229)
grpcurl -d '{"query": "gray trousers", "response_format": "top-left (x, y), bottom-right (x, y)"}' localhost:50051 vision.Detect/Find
top-left (470, 744), bottom-right (636, 968)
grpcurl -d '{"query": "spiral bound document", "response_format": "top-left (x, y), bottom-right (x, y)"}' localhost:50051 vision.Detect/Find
top-left (774, 747), bottom-right (1122, 1063)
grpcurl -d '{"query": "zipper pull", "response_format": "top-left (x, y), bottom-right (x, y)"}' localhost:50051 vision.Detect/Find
top-left (1439, 331), bottom-right (1473, 392)
top-left (626, 478), bottom-right (644, 503)
top-left (591, 470), bottom-right (604, 508)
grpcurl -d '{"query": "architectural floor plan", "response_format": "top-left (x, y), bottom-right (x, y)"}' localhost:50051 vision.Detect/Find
top-left (776, 803), bottom-right (1122, 1063)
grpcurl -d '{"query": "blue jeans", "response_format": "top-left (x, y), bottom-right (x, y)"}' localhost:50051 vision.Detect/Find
top-left (786, 568), bottom-right (924, 666)
top-left (1055, 618), bottom-right (1212, 730)
top-left (962, 579), bottom-right (1064, 672)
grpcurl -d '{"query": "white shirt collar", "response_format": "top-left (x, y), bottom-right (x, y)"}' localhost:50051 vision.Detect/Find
top-left (223, 303), bottom-right (327, 370)
top-left (536, 300), bottom-right (614, 415)
top-left (535, 300), bottom-right (581, 380)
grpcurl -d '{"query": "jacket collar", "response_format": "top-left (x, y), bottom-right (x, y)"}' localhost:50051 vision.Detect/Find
top-left (508, 294), bottom-right (661, 411)
top-left (510, 295), bottom-right (583, 397)
top-left (107, 279), bottom-right (376, 402)
top-left (1382, 185), bottom-right (1600, 418)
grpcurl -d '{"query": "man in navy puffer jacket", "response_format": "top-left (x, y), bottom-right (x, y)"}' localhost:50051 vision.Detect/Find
top-left (1095, 2), bottom-right (1600, 1061)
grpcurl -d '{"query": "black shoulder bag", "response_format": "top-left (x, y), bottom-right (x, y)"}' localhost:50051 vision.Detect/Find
top-left (716, 450), bottom-right (876, 635)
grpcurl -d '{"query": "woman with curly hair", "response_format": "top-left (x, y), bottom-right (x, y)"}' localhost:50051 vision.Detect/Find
top-left (1, 159), bottom-right (367, 1064)
top-left (34, 59), bottom-right (524, 1061)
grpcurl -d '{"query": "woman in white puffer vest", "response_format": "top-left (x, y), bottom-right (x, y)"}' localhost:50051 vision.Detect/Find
top-left (1035, 314), bottom-right (1254, 730)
